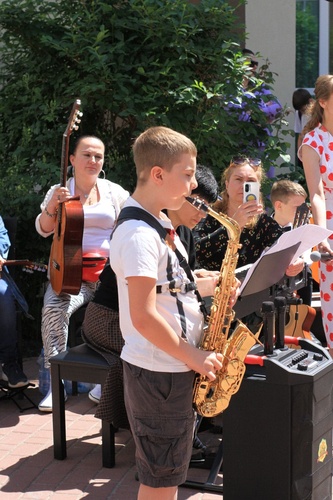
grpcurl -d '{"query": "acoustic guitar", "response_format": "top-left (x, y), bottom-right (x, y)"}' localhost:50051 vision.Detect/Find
top-left (50, 99), bottom-right (84, 295)
top-left (284, 302), bottom-right (315, 341)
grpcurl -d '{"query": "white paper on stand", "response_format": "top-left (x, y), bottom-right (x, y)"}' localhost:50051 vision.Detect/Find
top-left (239, 224), bottom-right (332, 296)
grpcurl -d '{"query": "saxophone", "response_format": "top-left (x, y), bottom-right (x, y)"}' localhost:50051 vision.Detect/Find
top-left (187, 196), bottom-right (262, 418)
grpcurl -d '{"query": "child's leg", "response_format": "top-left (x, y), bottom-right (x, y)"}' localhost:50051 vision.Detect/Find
top-left (123, 362), bottom-right (195, 492)
top-left (138, 484), bottom-right (177, 500)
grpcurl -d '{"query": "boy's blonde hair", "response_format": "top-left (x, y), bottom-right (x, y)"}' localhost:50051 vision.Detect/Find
top-left (270, 179), bottom-right (307, 206)
top-left (132, 126), bottom-right (197, 181)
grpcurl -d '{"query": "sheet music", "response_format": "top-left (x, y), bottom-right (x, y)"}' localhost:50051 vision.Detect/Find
top-left (239, 224), bottom-right (332, 295)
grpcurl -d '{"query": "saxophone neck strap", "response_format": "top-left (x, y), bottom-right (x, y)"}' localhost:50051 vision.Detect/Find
top-left (114, 207), bottom-right (207, 317)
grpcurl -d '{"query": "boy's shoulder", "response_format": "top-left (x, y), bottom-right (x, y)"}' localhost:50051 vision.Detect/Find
top-left (116, 206), bottom-right (167, 241)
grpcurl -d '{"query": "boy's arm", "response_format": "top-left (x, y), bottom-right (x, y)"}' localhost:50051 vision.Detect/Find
top-left (127, 275), bottom-right (222, 381)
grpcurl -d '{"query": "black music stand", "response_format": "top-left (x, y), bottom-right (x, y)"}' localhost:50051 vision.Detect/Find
top-left (234, 242), bottom-right (301, 319)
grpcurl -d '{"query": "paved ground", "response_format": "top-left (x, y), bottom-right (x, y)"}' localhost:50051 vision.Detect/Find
top-left (0, 357), bottom-right (223, 499)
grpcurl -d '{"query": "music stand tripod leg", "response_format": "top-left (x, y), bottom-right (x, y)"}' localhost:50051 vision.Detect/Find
top-left (181, 439), bottom-right (224, 493)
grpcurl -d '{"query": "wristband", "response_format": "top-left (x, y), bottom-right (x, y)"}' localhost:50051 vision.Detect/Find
top-left (45, 206), bottom-right (57, 218)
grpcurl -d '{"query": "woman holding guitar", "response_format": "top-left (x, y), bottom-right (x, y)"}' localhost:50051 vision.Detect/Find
top-left (36, 135), bottom-right (129, 412)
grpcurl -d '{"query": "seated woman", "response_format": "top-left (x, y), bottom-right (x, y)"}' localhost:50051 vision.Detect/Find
top-left (35, 135), bottom-right (129, 412)
top-left (0, 216), bottom-right (30, 388)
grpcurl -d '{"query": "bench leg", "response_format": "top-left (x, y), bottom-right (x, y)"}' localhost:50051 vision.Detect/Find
top-left (51, 363), bottom-right (67, 460)
top-left (102, 421), bottom-right (116, 468)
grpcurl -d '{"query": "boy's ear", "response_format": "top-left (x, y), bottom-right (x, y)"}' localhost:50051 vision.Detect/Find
top-left (151, 165), bottom-right (164, 183)
top-left (274, 200), bottom-right (283, 211)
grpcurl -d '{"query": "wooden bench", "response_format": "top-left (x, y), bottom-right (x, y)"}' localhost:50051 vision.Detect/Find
top-left (50, 343), bottom-right (116, 468)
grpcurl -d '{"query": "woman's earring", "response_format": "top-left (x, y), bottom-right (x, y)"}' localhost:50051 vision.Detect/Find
top-left (99, 169), bottom-right (106, 179)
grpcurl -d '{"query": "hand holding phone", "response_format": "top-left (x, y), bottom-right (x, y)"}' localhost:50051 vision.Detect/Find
top-left (243, 182), bottom-right (260, 203)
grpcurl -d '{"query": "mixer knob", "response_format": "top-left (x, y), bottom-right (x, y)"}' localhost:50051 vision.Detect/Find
top-left (297, 363), bottom-right (308, 371)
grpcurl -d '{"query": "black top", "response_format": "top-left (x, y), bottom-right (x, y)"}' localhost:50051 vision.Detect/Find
top-left (93, 263), bottom-right (119, 310)
top-left (176, 225), bottom-right (196, 271)
top-left (193, 213), bottom-right (283, 271)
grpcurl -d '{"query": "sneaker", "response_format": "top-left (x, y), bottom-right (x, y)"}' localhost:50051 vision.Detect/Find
top-left (38, 386), bottom-right (67, 413)
top-left (2, 361), bottom-right (29, 388)
top-left (88, 384), bottom-right (101, 404)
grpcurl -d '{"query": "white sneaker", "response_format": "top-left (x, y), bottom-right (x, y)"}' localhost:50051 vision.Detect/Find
top-left (38, 385), bottom-right (67, 413)
top-left (88, 384), bottom-right (101, 404)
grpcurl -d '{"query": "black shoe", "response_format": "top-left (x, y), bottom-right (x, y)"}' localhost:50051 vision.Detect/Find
top-left (193, 435), bottom-right (207, 453)
top-left (2, 361), bottom-right (29, 388)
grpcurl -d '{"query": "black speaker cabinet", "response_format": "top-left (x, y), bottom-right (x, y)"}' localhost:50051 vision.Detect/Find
top-left (223, 341), bottom-right (333, 500)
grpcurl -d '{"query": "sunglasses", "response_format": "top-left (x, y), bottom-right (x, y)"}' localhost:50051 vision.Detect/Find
top-left (250, 60), bottom-right (258, 68)
top-left (231, 156), bottom-right (262, 168)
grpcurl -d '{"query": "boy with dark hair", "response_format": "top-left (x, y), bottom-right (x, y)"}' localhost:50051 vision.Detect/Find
top-left (110, 126), bottom-right (226, 499)
top-left (166, 163), bottom-right (219, 271)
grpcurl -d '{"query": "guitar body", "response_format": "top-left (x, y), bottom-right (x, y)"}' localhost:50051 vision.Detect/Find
top-left (284, 303), bottom-right (316, 341)
top-left (50, 197), bottom-right (84, 295)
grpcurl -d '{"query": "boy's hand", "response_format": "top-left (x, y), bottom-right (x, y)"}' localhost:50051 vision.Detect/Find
top-left (195, 271), bottom-right (240, 304)
top-left (194, 269), bottom-right (219, 278)
top-left (229, 277), bottom-right (241, 307)
top-left (188, 349), bottom-right (223, 381)
top-left (285, 256), bottom-right (304, 277)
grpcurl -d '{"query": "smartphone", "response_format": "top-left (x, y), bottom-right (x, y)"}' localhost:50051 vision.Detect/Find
top-left (243, 182), bottom-right (260, 203)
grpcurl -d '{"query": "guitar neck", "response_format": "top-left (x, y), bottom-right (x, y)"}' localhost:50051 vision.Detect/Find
top-left (60, 133), bottom-right (70, 188)
top-left (60, 99), bottom-right (82, 189)
top-left (3, 260), bottom-right (47, 271)
top-left (56, 99), bottom-right (82, 232)
top-left (5, 260), bottom-right (34, 266)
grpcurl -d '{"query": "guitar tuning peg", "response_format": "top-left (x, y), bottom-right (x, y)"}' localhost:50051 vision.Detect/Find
top-left (73, 125), bottom-right (79, 130)
top-left (78, 111), bottom-right (83, 117)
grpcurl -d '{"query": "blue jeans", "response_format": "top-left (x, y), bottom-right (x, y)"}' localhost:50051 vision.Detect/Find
top-left (0, 277), bottom-right (18, 363)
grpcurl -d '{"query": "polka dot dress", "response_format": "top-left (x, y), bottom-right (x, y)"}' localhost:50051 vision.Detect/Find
top-left (301, 125), bottom-right (333, 347)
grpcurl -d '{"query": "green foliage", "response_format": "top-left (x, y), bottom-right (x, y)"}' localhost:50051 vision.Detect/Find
top-left (0, 0), bottom-right (293, 341)
top-left (296, 1), bottom-right (319, 88)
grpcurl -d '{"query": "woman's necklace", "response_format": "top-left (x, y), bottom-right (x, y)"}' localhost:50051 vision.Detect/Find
top-left (77, 183), bottom-right (97, 205)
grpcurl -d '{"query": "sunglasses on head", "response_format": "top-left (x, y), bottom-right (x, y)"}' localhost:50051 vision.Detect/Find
top-left (231, 156), bottom-right (262, 168)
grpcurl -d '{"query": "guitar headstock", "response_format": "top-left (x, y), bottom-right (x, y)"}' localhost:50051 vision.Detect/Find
top-left (4, 260), bottom-right (48, 274)
top-left (293, 202), bottom-right (310, 228)
top-left (22, 262), bottom-right (48, 274)
top-left (64, 99), bottom-right (83, 138)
